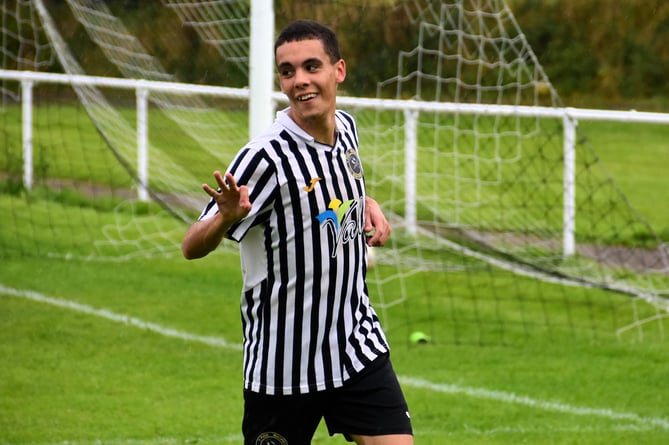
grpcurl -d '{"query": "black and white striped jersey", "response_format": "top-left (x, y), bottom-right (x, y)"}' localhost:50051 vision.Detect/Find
top-left (198, 108), bottom-right (389, 395)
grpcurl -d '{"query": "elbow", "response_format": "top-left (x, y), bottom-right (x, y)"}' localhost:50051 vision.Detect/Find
top-left (181, 218), bottom-right (224, 260)
top-left (181, 236), bottom-right (203, 260)
top-left (182, 247), bottom-right (196, 260)
top-left (181, 244), bottom-right (196, 260)
top-left (181, 238), bottom-right (216, 260)
top-left (181, 242), bottom-right (206, 260)
top-left (181, 224), bottom-right (205, 260)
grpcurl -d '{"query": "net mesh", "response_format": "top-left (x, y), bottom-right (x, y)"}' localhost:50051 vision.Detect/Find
top-left (1, 0), bottom-right (667, 343)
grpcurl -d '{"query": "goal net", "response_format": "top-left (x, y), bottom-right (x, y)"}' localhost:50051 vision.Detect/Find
top-left (1, 0), bottom-right (667, 344)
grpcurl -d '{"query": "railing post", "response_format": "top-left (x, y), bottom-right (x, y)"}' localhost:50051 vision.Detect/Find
top-left (136, 84), bottom-right (149, 202)
top-left (404, 108), bottom-right (418, 235)
top-left (563, 114), bottom-right (577, 256)
top-left (21, 79), bottom-right (34, 191)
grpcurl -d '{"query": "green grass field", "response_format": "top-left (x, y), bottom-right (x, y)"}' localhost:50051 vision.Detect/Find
top-left (2, 105), bottom-right (669, 443)
top-left (578, 120), bottom-right (669, 240)
top-left (2, 253), bottom-right (669, 444)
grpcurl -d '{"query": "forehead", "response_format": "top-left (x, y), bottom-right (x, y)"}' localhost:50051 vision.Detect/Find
top-left (275, 38), bottom-right (327, 66)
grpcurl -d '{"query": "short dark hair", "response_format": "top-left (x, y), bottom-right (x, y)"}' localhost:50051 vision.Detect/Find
top-left (274, 20), bottom-right (341, 63)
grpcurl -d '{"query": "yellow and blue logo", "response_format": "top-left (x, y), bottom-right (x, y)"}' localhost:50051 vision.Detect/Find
top-left (316, 198), bottom-right (361, 257)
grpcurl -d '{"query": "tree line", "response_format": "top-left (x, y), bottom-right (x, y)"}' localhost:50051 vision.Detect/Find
top-left (276, 0), bottom-right (669, 110)
top-left (510, 0), bottom-right (669, 110)
top-left (33, 0), bottom-right (669, 111)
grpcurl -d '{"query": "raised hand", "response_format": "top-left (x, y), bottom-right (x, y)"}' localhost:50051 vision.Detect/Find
top-left (202, 170), bottom-right (252, 224)
top-left (181, 171), bottom-right (252, 259)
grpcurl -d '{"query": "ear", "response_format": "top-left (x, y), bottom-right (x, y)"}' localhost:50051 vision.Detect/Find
top-left (335, 59), bottom-right (346, 84)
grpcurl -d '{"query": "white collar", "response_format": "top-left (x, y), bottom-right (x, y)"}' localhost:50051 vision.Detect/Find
top-left (276, 108), bottom-right (339, 147)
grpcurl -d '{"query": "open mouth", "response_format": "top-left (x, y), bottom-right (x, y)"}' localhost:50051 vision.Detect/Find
top-left (297, 93), bottom-right (317, 102)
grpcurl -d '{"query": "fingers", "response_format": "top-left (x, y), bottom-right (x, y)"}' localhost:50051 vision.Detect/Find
top-left (202, 171), bottom-right (239, 197)
top-left (238, 183), bottom-right (252, 211)
top-left (201, 171), bottom-right (252, 223)
top-left (364, 196), bottom-right (391, 247)
top-left (216, 171), bottom-right (240, 190)
top-left (210, 170), bottom-right (233, 191)
top-left (213, 170), bottom-right (226, 189)
top-left (366, 224), bottom-right (391, 247)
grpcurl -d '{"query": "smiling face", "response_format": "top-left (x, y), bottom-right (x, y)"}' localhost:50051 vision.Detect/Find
top-left (275, 38), bottom-right (346, 144)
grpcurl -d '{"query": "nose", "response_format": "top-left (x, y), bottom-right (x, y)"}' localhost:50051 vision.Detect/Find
top-left (293, 67), bottom-right (309, 87)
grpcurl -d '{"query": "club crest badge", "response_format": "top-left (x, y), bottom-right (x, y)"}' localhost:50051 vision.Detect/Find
top-left (256, 431), bottom-right (288, 445)
top-left (345, 148), bottom-right (363, 179)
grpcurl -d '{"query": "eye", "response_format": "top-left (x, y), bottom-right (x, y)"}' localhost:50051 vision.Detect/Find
top-left (278, 66), bottom-right (294, 78)
top-left (306, 63), bottom-right (320, 72)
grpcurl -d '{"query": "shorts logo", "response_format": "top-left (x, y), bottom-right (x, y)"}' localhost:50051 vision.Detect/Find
top-left (345, 148), bottom-right (363, 179)
top-left (256, 431), bottom-right (288, 445)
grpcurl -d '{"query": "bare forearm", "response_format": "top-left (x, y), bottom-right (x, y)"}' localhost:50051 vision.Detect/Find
top-left (181, 213), bottom-right (231, 259)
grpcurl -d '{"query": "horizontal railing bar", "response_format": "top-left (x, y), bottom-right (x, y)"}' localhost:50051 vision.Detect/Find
top-left (2, 69), bottom-right (669, 125)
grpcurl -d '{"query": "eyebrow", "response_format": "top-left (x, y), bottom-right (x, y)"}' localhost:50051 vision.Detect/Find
top-left (277, 57), bottom-right (323, 70)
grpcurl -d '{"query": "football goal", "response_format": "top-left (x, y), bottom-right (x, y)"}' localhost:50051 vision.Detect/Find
top-left (1, 0), bottom-right (668, 345)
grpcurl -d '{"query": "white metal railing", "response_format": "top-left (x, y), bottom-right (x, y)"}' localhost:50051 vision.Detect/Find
top-left (3, 69), bottom-right (669, 255)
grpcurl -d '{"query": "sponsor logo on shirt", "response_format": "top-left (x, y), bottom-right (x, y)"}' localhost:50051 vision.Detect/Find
top-left (316, 198), bottom-right (362, 257)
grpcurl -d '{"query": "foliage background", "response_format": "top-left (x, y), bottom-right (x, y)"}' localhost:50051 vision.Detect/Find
top-left (35, 0), bottom-right (669, 111)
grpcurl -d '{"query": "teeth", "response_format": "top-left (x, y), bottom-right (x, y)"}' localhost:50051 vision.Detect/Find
top-left (298, 93), bottom-right (317, 101)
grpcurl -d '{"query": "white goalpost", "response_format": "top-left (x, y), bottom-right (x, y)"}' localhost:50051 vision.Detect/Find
top-left (247, 0), bottom-right (275, 138)
top-left (2, 0), bottom-right (668, 343)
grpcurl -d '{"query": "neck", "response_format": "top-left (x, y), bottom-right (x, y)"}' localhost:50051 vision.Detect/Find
top-left (288, 109), bottom-right (336, 146)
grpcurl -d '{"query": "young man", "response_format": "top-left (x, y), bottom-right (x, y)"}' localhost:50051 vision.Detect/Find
top-left (182, 20), bottom-right (413, 445)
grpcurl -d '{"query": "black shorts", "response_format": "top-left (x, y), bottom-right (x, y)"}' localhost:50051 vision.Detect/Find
top-left (242, 354), bottom-right (412, 445)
